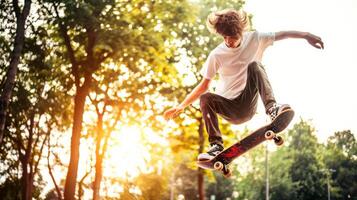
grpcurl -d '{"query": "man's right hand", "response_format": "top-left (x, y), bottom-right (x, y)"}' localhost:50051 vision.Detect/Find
top-left (163, 106), bottom-right (184, 120)
top-left (163, 78), bottom-right (211, 120)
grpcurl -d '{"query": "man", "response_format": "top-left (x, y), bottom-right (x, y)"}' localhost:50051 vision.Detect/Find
top-left (163, 9), bottom-right (324, 161)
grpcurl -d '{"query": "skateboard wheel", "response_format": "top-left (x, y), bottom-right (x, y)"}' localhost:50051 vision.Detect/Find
top-left (223, 168), bottom-right (232, 178)
top-left (213, 161), bottom-right (224, 171)
top-left (274, 136), bottom-right (284, 146)
top-left (265, 130), bottom-right (275, 140)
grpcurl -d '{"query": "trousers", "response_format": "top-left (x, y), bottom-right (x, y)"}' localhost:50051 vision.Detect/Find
top-left (199, 62), bottom-right (276, 145)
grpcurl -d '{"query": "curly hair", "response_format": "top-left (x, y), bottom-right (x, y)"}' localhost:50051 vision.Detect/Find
top-left (206, 9), bottom-right (249, 37)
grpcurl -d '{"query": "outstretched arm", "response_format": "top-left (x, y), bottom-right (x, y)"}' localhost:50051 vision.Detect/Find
top-left (275, 31), bottom-right (324, 49)
top-left (163, 78), bottom-right (211, 120)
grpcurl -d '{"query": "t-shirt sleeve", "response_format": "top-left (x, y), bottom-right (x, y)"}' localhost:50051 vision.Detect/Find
top-left (258, 31), bottom-right (275, 50)
top-left (200, 52), bottom-right (219, 79)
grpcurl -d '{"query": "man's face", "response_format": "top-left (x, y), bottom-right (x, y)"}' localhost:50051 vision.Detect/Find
top-left (223, 35), bottom-right (241, 48)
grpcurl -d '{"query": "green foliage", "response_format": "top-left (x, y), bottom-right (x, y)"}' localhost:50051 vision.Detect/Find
top-left (0, 177), bottom-right (42, 200)
top-left (1, 0), bottom-right (356, 199)
top-left (134, 172), bottom-right (170, 200)
top-left (38, 0), bottom-right (196, 198)
top-left (45, 188), bottom-right (63, 200)
top-left (328, 130), bottom-right (357, 157)
top-left (324, 130), bottom-right (357, 199)
top-left (268, 147), bottom-right (297, 200)
top-left (287, 120), bottom-right (326, 200)
top-left (206, 172), bottom-right (235, 200)
top-left (231, 120), bottom-right (356, 200)
top-left (0, 178), bottom-right (22, 200)
top-left (263, 120), bottom-right (357, 200)
top-left (172, 164), bottom-right (199, 200)
top-left (0, 7), bottom-right (72, 198)
top-left (231, 135), bottom-right (266, 200)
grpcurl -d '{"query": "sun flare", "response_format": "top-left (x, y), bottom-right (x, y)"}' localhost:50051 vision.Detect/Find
top-left (104, 126), bottom-right (168, 178)
top-left (103, 126), bottom-right (152, 179)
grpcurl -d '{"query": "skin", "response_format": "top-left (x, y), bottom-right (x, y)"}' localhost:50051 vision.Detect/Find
top-left (163, 31), bottom-right (324, 120)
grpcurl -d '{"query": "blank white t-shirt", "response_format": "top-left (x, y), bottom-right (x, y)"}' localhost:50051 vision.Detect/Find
top-left (200, 31), bottom-right (275, 99)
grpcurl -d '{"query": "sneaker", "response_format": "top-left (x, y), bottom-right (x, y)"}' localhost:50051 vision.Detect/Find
top-left (267, 103), bottom-right (291, 121)
top-left (197, 143), bottom-right (224, 161)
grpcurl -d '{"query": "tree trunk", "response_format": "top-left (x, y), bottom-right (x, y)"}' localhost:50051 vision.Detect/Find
top-left (198, 117), bottom-right (205, 200)
top-left (93, 156), bottom-right (103, 200)
top-left (0, 0), bottom-right (31, 145)
top-left (48, 134), bottom-right (63, 200)
top-left (64, 82), bottom-right (91, 200)
top-left (93, 115), bottom-right (104, 200)
top-left (92, 103), bottom-right (120, 200)
top-left (21, 160), bottom-right (34, 200)
top-left (21, 163), bottom-right (29, 200)
top-left (27, 174), bottom-right (34, 200)
top-left (20, 112), bottom-right (34, 200)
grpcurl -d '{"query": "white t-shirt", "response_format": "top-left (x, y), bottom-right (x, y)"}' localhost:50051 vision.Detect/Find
top-left (200, 31), bottom-right (275, 99)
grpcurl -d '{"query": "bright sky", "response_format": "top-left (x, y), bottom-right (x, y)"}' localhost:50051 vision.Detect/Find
top-left (241, 0), bottom-right (357, 142)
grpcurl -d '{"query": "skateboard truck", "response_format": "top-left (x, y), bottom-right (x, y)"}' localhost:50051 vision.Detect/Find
top-left (265, 130), bottom-right (284, 146)
top-left (213, 161), bottom-right (232, 178)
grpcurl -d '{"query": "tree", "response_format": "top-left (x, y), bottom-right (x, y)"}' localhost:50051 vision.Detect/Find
top-left (287, 120), bottom-right (325, 200)
top-left (40, 1), bottom-right (193, 198)
top-left (86, 68), bottom-right (127, 200)
top-left (1, 31), bottom-right (71, 200)
top-left (324, 130), bottom-right (357, 199)
top-left (0, 178), bottom-right (22, 200)
top-left (328, 130), bottom-right (357, 158)
top-left (206, 172), bottom-right (235, 200)
top-left (267, 146), bottom-right (297, 200)
top-left (0, 9), bottom-right (72, 197)
top-left (87, 54), bottom-right (179, 199)
top-left (134, 172), bottom-right (170, 200)
top-left (0, 0), bottom-right (32, 144)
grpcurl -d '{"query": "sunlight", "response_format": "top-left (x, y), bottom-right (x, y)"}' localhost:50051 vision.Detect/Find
top-left (104, 126), bottom-right (152, 179)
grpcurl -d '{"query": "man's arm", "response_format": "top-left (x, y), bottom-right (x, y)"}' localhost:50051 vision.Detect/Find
top-left (163, 78), bottom-right (211, 120)
top-left (275, 31), bottom-right (324, 49)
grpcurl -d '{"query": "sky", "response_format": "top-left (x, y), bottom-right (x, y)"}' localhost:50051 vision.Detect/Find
top-left (239, 0), bottom-right (357, 142)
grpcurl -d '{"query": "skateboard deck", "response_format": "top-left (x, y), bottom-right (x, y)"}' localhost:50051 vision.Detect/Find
top-left (197, 109), bottom-right (294, 177)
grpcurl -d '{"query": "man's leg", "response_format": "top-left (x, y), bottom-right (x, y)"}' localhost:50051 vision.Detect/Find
top-left (237, 61), bottom-right (291, 121)
top-left (198, 62), bottom-right (285, 161)
top-left (199, 92), bottom-right (246, 160)
top-left (199, 92), bottom-right (243, 146)
top-left (199, 62), bottom-right (277, 146)
top-left (237, 62), bottom-right (277, 115)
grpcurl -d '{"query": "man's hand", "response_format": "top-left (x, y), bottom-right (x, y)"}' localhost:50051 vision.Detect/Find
top-left (275, 31), bottom-right (325, 49)
top-left (163, 106), bottom-right (184, 120)
top-left (305, 33), bottom-right (324, 49)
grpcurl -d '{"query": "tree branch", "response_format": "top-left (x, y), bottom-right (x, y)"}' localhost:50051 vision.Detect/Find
top-left (22, 0), bottom-right (32, 20)
top-left (52, 3), bottom-right (80, 88)
top-left (47, 133), bottom-right (63, 200)
top-left (12, 0), bottom-right (21, 19)
top-left (33, 131), bottom-right (49, 176)
top-left (78, 169), bottom-right (91, 200)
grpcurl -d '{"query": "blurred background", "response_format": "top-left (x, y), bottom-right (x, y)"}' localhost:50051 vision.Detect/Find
top-left (0, 0), bottom-right (356, 199)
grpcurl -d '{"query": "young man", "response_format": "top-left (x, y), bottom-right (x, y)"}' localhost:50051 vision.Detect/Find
top-left (163, 9), bottom-right (324, 161)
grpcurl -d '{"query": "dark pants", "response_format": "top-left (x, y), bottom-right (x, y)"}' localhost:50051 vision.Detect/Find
top-left (199, 62), bottom-right (276, 145)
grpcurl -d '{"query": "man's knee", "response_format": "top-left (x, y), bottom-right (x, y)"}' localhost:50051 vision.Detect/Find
top-left (200, 92), bottom-right (215, 108)
top-left (248, 61), bottom-right (263, 72)
top-left (229, 111), bottom-right (255, 124)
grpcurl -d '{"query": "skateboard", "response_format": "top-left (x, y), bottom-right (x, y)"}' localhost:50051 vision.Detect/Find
top-left (197, 109), bottom-right (294, 177)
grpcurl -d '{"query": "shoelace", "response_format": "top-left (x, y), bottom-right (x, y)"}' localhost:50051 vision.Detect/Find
top-left (268, 104), bottom-right (279, 121)
top-left (208, 144), bottom-right (222, 155)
